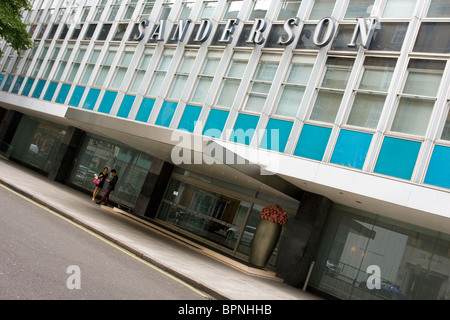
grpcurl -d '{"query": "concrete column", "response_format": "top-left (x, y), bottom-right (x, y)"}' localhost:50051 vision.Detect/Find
top-left (134, 158), bottom-right (174, 219)
top-left (48, 126), bottom-right (85, 183)
top-left (275, 192), bottom-right (332, 287)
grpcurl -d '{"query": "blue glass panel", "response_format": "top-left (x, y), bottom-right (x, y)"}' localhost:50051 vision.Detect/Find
top-left (294, 124), bottom-right (332, 161)
top-left (260, 118), bottom-right (294, 152)
top-left (203, 109), bottom-right (229, 138)
top-left (43, 82), bottom-right (58, 101)
top-left (331, 129), bottom-right (373, 169)
top-left (178, 105), bottom-right (202, 133)
top-left (11, 77), bottom-right (24, 94)
top-left (424, 145), bottom-right (450, 189)
top-left (32, 80), bottom-right (46, 98)
top-left (68, 86), bottom-right (85, 107)
top-left (229, 113), bottom-right (260, 145)
top-left (135, 98), bottom-right (155, 122)
top-left (56, 84), bottom-right (71, 104)
top-left (374, 137), bottom-right (421, 180)
top-left (117, 95), bottom-right (136, 118)
top-left (21, 78), bottom-right (35, 96)
top-left (98, 91), bottom-right (118, 114)
top-left (82, 88), bottom-right (101, 110)
top-left (155, 101), bottom-right (178, 127)
top-left (0, 74), bottom-right (4, 87)
top-left (2, 75), bottom-right (14, 92)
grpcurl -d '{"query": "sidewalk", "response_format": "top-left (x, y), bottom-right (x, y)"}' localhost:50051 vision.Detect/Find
top-left (0, 157), bottom-right (322, 300)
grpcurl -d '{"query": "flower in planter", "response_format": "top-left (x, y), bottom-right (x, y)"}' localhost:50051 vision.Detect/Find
top-left (260, 204), bottom-right (287, 226)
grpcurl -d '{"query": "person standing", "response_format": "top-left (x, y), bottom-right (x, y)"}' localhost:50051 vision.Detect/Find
top-left (92, 167), bottom-right (108, 201)
top-left (96, 169), bottom-right (118, 206)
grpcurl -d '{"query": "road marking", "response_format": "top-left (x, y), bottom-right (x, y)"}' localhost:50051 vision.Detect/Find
top-left (0, 182), bottom-right (210, 299)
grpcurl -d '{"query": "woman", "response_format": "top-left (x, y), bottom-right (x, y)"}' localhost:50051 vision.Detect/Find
top-left (92, 167), bottom-right (108, 201)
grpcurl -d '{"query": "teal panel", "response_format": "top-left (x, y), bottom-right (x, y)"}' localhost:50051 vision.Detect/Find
top-left (202, 109), bottom-right (229, 138)
top-left (135, 98), bottom-right (155, 122)
top-left (11, 77), bottom-right (24, 94)
top-left (98, 91), bottom-right (118, 114)
top-left (117, 95), bottom-right (136, 118)
top-left (178, 105), bottom-right (202, 133)
top-left (0, 74), bottom-right (4, 87)
top-left (374, 137), bottom-right (421, 180)
top-left (43, 82), bottom-right (58, 101)
top-left (229, 113), bottom-right (260, 145)
top-left (294, 124), bottom-right (332, 161)
top-left (32, 80), bottom-right (46, 98)
top-left (2, 75), bottom-right (14, 92)
top-left (156, 101), bottom-right (178, 127)
top-left (424, 145), bottom-right (450, 189)
top-left (21, 78), bottom-right (35, 96)
top-left (56, 84), bottom-right (71, 104)
top-left (260, 118), bottom-right (294, 152)
top-left (331, 129), bottom-right (373, 169)
top-left (82, 88), bottom-right (101, 110)
top-left (68, 86), bottom-right (85, 107)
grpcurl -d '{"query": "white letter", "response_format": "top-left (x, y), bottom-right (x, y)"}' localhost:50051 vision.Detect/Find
top-left (279, 17), bottom-right (300, 45)
top-left (194, 19), bottom-right (213, 42)
top-left (348, 17), bottom-right (378, 48)
top-left (219, 19), bottom-right (240, 43)
top-left (151, 20), bottom-right (166, 41)
top-left (366, 265), bottom-right (381, 289)
top-left (313, 17), bottom-right (336, 47)
top-left (247, 19), bottom-right (267, 45)
top-left (171, 19), bottom-right (192, 42)
top-left (66, 265), bottom-right (81, 289)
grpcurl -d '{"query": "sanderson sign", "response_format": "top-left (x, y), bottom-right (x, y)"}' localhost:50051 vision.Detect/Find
top-left (135, 17), bottom-right (379, 49)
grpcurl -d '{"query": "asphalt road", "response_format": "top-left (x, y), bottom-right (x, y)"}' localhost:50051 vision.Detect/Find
top-left (0, 184), bottom-right (211, 300)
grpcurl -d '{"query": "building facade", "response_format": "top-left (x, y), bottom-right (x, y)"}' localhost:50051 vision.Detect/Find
top-left (0, 0), bottom-right (449, 300)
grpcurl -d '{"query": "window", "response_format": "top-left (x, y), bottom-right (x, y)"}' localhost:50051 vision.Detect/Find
top-left (129, 47), bottom-right (154, 93)
top-left (147, 48), bottom-right (175, 96)
top-left (309, 0), bottom-right (335, 20)
top-left (67, 45), bottom-right (87, 83)
top-left (110, 46), bottom-right (135, 89)
top-left (123, 0), bottom-right (138, 20)
top-left (244, 53), bottom-right (281, 113)
top-left (83, 23), bottom-right (97, 40)
top-left (139, 1), bottom-right (156, 21)
top-left (97, 23), bottom-right (112, 41)
top-left (107, 0), bottom-right (121, 21)
top-left (21, 44), bottom-right (39, 76)
top-left (413, 22), bottom-right (450, 54)
top-left (80, 6), bottom-right (90, 22)
top-left (94, 46), bottom-right (118, 87)
top-left (427, 0), bottom-right (450, 18)
top-left (168, 50), bottom-right (197, 99)
top-left (159, 1), bottom-right (174, 20)
top-left (249, 0), bottom-right (271, 20)
top-left (179, 0), bottom-right (195, 20)
top-left (216, 51), bottom-right (250, 108)
top-left (94, 0), bottom-right (108, 21)
top-left (274, 55), bottom-right (315, 117)
top-left (277, 0), bottom-right (302, 21)
top-left (441, 107), bottom-right (450, 141)
top-left (344, 0), bottom-right (374, 19)
top-left (382, 0), bottom-right (417, 19)
top-left (200, 1), bottom-right (218, 19)
top-left (391, 59), bottom-right (446, 136)
top-left (347, 57), bottom-right (397, 129)
top-left (80, 45), bottom-right (101, 85)
top-left (310, 57), bottom-right (354, 124)
top-left (113, 24), bottom-right (128, 41)
top-left (42, 45), bottom-right (61, 79)
top-left (223, 0), bottom-right (243, 20)
top-left (54, 45), bottom-right (73, 81)
top-left (191, 50), bottom-right (222, 104)
top-left (31, 43), bottom-right (50, 77)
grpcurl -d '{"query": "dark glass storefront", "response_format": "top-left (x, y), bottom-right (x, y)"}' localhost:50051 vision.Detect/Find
top-left (309, 204), bottom-right (450, 300)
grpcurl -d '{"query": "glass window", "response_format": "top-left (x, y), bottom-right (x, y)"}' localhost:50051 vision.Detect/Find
top-left (249, 0), bottom-right (271, 20)
top-left (110, 46), bottom-right (135, 89)
top-left (216, 51), bottom-right (250, 108)
top-left (441, 107), bottom-right (450, 141)
top-left (67, 45), bottom-right (87, 83)
top-left (345, 0), bottom-right (374, 19)
top-left (275, 55), bottom-right (315, 117)
top-left (159, 1), bottom-right (173, 20)
top-left (223, 0), bottom-right (243, 20)
top-left (42, 45), bottom-right (61, 79)
top-left (139, 1), bottom-right (156, 21)
top-left (113, 23), bottom-right (128, 41)
top-left (108, 0), bottom-right (121, 21)
top-left (347, 57), bottom-right (397, 129)
top-left (54, 45), bottom-right (73, 81)
top-left (168, 50), bottom-right (197, 99)
top-left (413, 22), bottom-right (450, 54)
top-left (80, 46), bottom-right (101, 85)
top-left (309, 0), bottom-right (335, 20)
top-left (310, 57), bottom-right (354, 123)
top-left (191, 50), bottom-right (222, 104)
top-left (368, 22), bottom-right (408, 52)
top-left (309, 204), bottom-right (450, 300)
top-left (244, 53), bottom-right (281, 113)
top-left (97, 23), bottom-right (112, 41)
top-left (391, 59), bottom-right (445, 136)
top-left (94, 0), bottom-right (108, 21)
top-left (277, 0), bottom-right (302, 20)
top-left (179, 0), bottom-right (195, 20)
top-left (427, 0), bottom-right (450, 18)
top-left (31, 43), bottom-right (50, 77)
top-left (147, 48), bottom-right (175, 96)
top-left (382, 0), bottom-right (417, 19)
top-left (83, 23), bottom-right (97, 40)
top-left (94, 46), bottom-right (118, 87)
top-left (123, 0), bottom-right (137, 20)
top-left (80, 6), bottom-right (90, 22)
top-left (200, 1), bottom-right (218, 19)
top-left (129, 47), bottom-right (154, 93)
